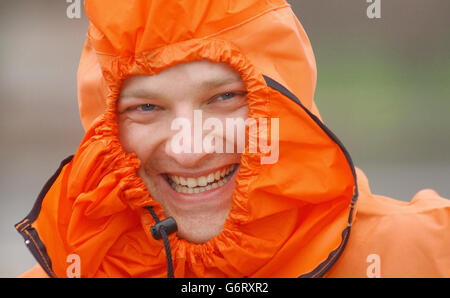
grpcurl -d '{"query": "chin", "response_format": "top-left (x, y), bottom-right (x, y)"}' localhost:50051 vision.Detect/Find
top-left (139, 162), bottom-right (238, 243)
top-left (172, 211), bottom-right (229, 244)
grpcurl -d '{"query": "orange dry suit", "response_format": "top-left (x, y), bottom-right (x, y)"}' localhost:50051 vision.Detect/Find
top-left (16, 0), bottom-right (450, 278)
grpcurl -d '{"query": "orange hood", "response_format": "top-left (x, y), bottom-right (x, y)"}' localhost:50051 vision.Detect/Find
top-left (16, 0), bottom-right (357, 277)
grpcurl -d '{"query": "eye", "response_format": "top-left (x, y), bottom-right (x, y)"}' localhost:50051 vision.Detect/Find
top-left (211, 91), bottom-right (247, 104)
top-left (137, 104), bottom-right (157, 111)
top-left (217, 92), bottom-right (237, 101)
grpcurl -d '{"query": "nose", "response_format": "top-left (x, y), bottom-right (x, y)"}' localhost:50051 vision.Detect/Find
top-left (164, 110), bottom-right (210, 168)
top-left (165, 143), bottom-right (210, 168)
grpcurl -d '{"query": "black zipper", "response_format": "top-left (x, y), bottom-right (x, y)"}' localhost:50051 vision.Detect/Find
top-left (16, 220), bottom-right (57, 278)
top-left (14, 155), bottom-right (74, 278)
top-left (262, 75), bottom-right (359, 278)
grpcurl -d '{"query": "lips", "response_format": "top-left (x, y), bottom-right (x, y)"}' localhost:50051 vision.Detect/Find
top-left (165, 164), bottom-right (237, 194)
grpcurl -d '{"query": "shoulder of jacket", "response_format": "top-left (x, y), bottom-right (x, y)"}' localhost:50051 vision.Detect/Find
top-left (18, 263), bottom-right (49, 278)
top-left (356, 188), bottom-right (450, 218)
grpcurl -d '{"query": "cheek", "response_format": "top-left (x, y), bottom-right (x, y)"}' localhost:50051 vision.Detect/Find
top-left (223, 105), bottom-right (249, 125)
top-left (118, 121), bottom-right (165, 162)
top-left (235, 105), bottom-right (249, 119)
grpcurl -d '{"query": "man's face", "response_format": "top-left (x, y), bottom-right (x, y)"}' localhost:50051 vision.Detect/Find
top-left (118, 60), bottom-right (248, 243)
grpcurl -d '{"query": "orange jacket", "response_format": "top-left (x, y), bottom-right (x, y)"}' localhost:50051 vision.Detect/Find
top-left (17, 0), bottom-right (449, 278)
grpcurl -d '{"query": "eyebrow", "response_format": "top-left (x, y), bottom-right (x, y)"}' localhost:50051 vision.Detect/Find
top-left (120, 89), bottom-right (165, 100)
top-left (120, 75), bottom-right (245, 100)
top-left (198, 75), bottom-right (244, 89)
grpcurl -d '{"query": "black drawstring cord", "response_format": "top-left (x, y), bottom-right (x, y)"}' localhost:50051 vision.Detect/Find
top-left (144, 206), bottom-right (177, 278)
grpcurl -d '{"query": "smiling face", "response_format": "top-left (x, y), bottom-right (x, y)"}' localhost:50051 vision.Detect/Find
top-left (118, 60), bottom-right (248, 244)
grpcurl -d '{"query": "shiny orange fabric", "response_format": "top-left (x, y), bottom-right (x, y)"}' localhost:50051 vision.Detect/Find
top-left (327, 169), bottom-right (450, 277)
top-left (18, 0), bottom-right (449, 278)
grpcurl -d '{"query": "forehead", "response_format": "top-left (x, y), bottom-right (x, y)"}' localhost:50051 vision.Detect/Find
top-left (120, 60), bottom-right (244, 97)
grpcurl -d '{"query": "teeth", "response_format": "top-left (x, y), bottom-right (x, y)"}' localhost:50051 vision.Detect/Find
top-left (186, 177), bottom-right (197, 188)
top-left (207, 173), bottom-right (214, 183)
top-left (167, 165), bottom-right (237, 194)
top-left (198, 176), bottom-right (207, 187)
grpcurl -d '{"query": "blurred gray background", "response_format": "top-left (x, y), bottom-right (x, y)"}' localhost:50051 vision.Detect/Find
top-left (0, 0), bottom-right (449, 277)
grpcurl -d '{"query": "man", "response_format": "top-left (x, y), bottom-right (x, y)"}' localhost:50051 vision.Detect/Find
top-left (17, 0), bottom-right (449, 278)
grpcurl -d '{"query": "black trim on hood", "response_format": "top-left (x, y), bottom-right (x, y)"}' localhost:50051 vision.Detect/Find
top-left (262, 75), bottom-right (358, 278)
top-left (15, 155), bottom-right (74, 278)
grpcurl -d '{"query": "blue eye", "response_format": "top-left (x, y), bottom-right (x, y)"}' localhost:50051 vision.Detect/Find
top-left (138, 104), bottom-right (156, 111)
top-left (217, 92), bottom-right (236, 100)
